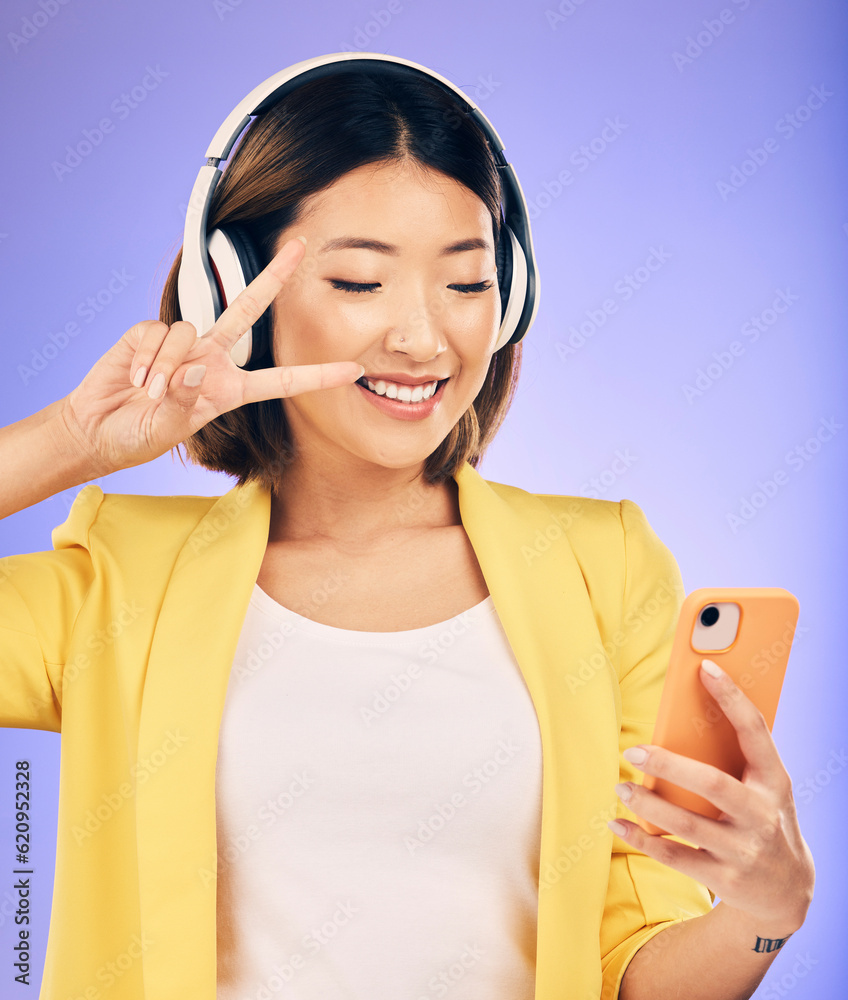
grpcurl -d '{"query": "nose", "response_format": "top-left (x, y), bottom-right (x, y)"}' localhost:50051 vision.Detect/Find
top-left (385, 286), bottom-right (448, 361)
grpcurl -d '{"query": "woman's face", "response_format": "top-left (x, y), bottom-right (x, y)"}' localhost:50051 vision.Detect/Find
top-left (269, 158), bottom-right (501, 473)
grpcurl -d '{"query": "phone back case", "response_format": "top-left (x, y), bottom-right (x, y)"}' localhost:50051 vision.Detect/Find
top-left (641, 586), bottom-right (799, 835)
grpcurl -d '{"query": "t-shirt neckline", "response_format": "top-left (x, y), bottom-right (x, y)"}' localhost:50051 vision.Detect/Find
top-left (250, 582), bottom-right (495, 644)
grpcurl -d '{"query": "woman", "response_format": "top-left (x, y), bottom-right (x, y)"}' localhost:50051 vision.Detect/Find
top-left (0, 54), bottom-right (813, 1000)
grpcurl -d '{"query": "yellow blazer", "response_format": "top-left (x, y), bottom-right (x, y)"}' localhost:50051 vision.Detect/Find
top-left (0, 460), bottom-right (713, 1000)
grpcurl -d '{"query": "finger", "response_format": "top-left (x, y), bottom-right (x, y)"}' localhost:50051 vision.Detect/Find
top-left (699, 659), bottom-right (785, 780)
top-left (623, 744), bottom-right (749, 820)
top-left (615, 780), bottom-right (734, 854)
top-left (127, 320), bottom-right (171, 388)
top-left (152, 365), bottom-right (208, 417)
top-left (607, 817), bottom-right (717, 887)
top-left (203, 237), bottom-right (307, 352)
top-left (242, 361), bottom-right (365, 406)
top-left (134, 321), bottom-right (199, 400)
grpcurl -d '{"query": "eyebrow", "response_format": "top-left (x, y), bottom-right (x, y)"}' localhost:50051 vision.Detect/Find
top-left (318, 236), bottom-right (492, 257)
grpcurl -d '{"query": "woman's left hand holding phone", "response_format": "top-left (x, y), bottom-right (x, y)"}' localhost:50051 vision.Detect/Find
top-left (610, 659), bottom-right (815, 939)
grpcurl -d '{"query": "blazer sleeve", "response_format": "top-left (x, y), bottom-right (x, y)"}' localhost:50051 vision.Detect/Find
top-left (600, 497), bottom-right (716, 998)
top-left (0, 485), bottom-right (103, 732)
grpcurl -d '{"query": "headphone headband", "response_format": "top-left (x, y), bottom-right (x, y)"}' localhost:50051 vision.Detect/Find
top-left (177, 52), bottom-right (539, 363)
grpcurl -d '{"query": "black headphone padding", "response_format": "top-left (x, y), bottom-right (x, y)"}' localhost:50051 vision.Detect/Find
top-left (218, 222), bottom-right (270, 366)
top-left (495, 224), bottom-right (513, 326)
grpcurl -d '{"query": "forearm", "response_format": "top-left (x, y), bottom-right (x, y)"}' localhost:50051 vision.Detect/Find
top-left (620, 901), bottom-right (797, 1000)
top-left (0, 398), bottom-right (105, 519)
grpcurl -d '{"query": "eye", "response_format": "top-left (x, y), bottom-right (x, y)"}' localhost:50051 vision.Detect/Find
top-left (449, 281), bottom-right (495, 294)
top-left (328, 279), bottom-right (495, 295)
top-left (328, 279), bottom-right (381, 294)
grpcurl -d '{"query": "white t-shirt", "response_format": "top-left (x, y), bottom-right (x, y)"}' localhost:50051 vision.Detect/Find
top-left (215, 583), bottom-right (543, 999)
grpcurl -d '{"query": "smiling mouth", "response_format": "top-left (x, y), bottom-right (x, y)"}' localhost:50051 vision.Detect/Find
top-left (356, 376), bottom-right (449, 403)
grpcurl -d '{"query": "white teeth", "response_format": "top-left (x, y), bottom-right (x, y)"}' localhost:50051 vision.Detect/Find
top-left (364, 378), bottom-right (440, 403)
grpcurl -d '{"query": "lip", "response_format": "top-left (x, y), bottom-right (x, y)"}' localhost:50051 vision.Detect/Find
top-left (355, 377), bottom-right (447, 421)
top-left (360, 371), bottom-right (449, 387)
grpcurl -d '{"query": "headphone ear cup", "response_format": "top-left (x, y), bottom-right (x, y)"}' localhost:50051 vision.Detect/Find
top-left (494, 223), bottom-right (528, 351)
top-left (206, 223), bottom-right (267, 368)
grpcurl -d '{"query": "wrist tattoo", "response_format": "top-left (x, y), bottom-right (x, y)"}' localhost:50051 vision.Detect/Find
top-left (752, 935), bottom-right (789, 953)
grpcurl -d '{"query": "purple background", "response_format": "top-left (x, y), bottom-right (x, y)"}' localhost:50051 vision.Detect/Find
top-left (1, 0), bottom-right (845, 994)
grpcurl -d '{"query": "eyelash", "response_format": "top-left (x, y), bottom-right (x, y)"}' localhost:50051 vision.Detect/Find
top-left (328, 280), bottom-right (494, 295)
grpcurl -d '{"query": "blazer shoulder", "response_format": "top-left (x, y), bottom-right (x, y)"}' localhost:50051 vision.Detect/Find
top-left (51, 483), bottom-right (225, 556)
top-left (481, 477), bottom-right (669, 582)
top-left (483, 477), bottom-right (624, 531)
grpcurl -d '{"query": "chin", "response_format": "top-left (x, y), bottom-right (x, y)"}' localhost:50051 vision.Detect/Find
top-left (353, 437), bottom-right (445, 472)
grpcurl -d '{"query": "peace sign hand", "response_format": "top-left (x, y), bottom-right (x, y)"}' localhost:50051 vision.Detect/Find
top-left (59, 238), bottom-right (362, 476)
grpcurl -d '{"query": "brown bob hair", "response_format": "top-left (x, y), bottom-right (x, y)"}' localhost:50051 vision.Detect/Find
top-left (158, 67), bottom-right (523, 494)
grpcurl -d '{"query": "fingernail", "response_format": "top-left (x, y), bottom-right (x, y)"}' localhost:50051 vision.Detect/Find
top-left (147, 372), bottom-right (166, 399)
top-left (623, 746), bottom-right (648, 765)
top-left (701, 658), bottom-right (723, 678)
top-left (358, 365), bottom-right (366, 378)
top-left (183, 364), bottom-right (206, 388)
top-left (132, 365), bottom-right (147, 388)
top-left (615, 782), bottom-right (633, 802)
top-left (608, 820), bottom-right (629, 837)
top-left (296, 235), bottom-right (307, 246)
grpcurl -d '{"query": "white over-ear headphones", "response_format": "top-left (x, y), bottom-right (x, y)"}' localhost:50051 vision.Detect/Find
top-left (177, 52), bottom-right (539, 368)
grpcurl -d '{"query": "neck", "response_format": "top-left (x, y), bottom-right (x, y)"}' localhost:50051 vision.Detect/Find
top-left (267, 449), bottom-right (462, 547)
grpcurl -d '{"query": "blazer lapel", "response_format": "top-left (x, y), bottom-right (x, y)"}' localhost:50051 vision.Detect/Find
top-left (454, 462), bottom-right (622, 998)
top-left (136, 478), bottom-right (271, 999)
top-left (137, 462), bottom-right (622, 1000)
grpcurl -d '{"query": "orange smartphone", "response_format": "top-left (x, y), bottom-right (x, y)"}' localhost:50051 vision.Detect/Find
top-left (640, 587), bottom-right (800, 835)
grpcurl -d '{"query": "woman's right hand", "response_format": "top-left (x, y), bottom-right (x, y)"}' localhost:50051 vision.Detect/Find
top-left (59, 237), bottom-right (362, 476)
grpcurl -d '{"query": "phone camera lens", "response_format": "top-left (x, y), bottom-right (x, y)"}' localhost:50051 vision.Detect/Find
top-left (700, 605), bottom-right (720, 627)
